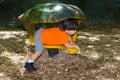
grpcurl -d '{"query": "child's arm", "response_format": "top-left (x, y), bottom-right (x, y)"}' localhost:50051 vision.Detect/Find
top-left (64, 43), bottom-right (80, 54)
top-left (64, 35), bottom-right (80, 53)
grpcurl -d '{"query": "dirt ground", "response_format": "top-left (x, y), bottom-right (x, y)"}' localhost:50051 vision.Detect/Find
top-left (0, 23), bottom-right (120, 80)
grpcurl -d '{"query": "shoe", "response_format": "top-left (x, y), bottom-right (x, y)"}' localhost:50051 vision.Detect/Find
top-left (24, 62), bottom-right (36, 72)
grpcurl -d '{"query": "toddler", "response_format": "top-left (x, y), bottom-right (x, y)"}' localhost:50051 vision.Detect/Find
top-left (24, 18), bottom-right (80, 72)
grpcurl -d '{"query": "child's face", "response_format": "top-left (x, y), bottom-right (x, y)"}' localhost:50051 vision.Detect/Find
top-left (65, 30), bottom-right (76, 36)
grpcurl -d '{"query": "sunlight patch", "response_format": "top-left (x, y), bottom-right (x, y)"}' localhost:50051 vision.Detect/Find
top-left (114, 56), bottom-right (120, 61)
top-left (1, 51), bottom-right (26, 76)
top-left (78, 32), bottom-right (100, 41)
top-left (78, 32), bottom-right (91, 36)
top-left (90, 52), bottom-right (100, 59)
top-left (25, 39), bottom-right (31, 45)
top-left (87, 45), bottom-right (94, 48)
top-left (1, 51), bottom-right (25, 64)
top-left (0, 31), bottom-right (26, 39)
top-left (0, 73), bottom-right (4, 77)
top-left (112, 40), bottom-right (120, 42)
top-left (105, 44), bottom-right (111, 47)
top-left (78, 36), bottom-right (100, 41)
top-left (88, 37), bottom-right (100, 41)
top-left (100, 63), bottom-right (117, 69)
top-left (96, 75), bottom-right (115, 80)
top-left (77, 36), bottom-right (87, 39)
top-left (84, 51), bottom-right (101, 60)
top-left (0, 72), bottom-right (11, 80)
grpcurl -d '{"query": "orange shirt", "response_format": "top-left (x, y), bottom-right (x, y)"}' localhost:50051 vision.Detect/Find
top-left (40, 27), bottom-right (69, 45)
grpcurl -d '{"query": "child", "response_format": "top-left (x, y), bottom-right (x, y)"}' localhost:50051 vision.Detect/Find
top-left (24, 18), bottom-right (80, 72)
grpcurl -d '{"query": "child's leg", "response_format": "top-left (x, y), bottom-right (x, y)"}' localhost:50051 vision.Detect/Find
top-left (30, 52), bottom-right (42, 61)
top-left (25, 28), bottom-right (43, 72)
top-left (29, 28), bottom-right (44, 61)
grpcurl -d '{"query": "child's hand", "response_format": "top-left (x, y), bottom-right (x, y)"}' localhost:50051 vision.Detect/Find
top-left (64, 43), bottom-right (81, 54)
top-left (69, 41), bottom-right (75, 45)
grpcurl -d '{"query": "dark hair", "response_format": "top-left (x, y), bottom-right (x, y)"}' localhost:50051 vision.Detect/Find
top-left (59, 18), bottom-right (79, 31)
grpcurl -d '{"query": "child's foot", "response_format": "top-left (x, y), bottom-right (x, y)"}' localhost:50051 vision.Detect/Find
top-left (24, 62), bottom-right (37, 72)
